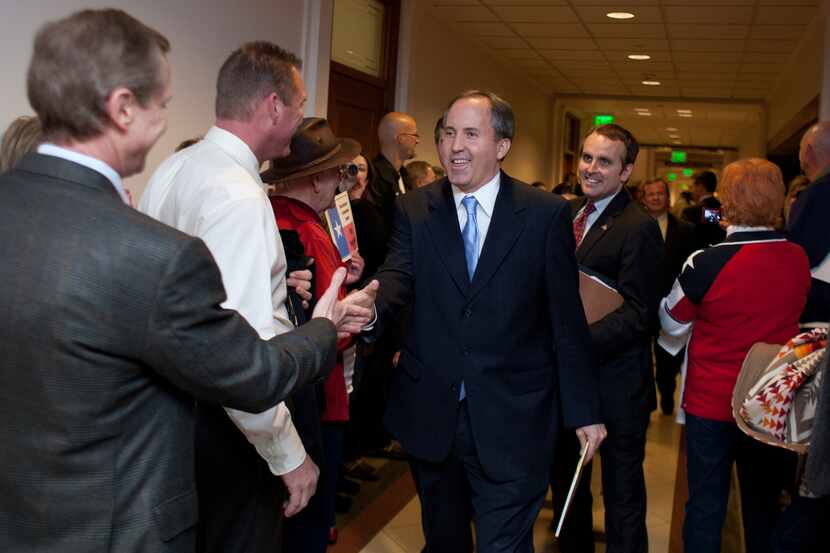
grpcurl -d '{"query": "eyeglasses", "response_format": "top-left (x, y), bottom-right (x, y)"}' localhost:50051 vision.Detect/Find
top-left (338, 163), bottom-right (358, 180)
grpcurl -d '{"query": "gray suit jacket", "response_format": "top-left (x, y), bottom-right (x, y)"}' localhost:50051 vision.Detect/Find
top-left (0, 154), bottom-right (337, 552)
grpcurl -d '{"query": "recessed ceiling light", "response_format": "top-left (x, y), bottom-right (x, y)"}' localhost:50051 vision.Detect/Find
top-left (637, 112), bottom-right (652, 116)
top-left (666, 127), bottom-right (678, 131)
top-left (634, 107), bottom-right (650, 111)
top-left (607, 12), bottom-right (635, 20)
top-left (677, 109), bottom-right (693, 114)
top-left (628, 54), bottom-right (651, 60)
top-left (673, 141), bottom-right (682, 145)
top-left (642, 80), bottom-right (661, 86)
top-left (669, 134), bottom-right (680, 139)
top-left (678, 113), bottom-right (693, 118)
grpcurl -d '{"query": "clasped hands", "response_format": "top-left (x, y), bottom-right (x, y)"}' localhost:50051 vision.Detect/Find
top-left (309, 267), bottom-right (378, 338)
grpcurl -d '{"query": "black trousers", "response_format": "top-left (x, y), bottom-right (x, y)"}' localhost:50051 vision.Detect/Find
top-left (409, 401), bottom-right (547, 553)
top-left (551, 416), bottom-right (649, 553)
top-left (653, 337), bottom-right (682, 411)
top-left (194, 403), bottom-right (284, 553)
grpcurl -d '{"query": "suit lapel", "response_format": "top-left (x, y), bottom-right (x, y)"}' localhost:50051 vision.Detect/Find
top-left (425, 180), bottom-right (472, 297)
top-left (468, 174), bottom-right (526, 301)
top-left (576, 190), bottom-right (630, 261)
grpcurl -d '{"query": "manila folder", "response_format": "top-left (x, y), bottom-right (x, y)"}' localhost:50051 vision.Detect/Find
top-left (579, 270), bottom-right (623, 325)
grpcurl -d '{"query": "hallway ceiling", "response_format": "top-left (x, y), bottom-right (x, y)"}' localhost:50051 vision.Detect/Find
top-left (428, 0), bottom-right (821, 100)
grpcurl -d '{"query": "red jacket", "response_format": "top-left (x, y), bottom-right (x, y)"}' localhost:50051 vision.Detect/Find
top-left (271, 196), bottom-right (351, 422)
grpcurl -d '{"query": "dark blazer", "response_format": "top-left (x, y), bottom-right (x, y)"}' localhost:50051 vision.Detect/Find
top-left (364, 154), bottom-right (409, 233)
top-left (787, 171), bottom-right (830, 323)
top-left (572, 191), bottom-right (664, 423)
top-left (661, 212), bottom-right (697, 297)
top-left (682, 195), bottom-right (726, 248)
top-left (0, 154), bottom-right (337, 553)
top-left (374, 172), bottom-right (600, 481)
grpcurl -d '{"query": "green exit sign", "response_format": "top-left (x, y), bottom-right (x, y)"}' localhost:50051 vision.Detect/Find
top-left (594, 114), bottom-right (615, 125)
top-left (682, 168), bottom-right (694, 177)
top-left (667, 172), bottom-right (678, 181)
top-left (671, 150), bottom-right (687, 163)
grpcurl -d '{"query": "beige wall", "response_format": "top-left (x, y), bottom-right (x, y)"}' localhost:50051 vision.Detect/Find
top-left (0, 0), bottom-right (309, 200)
top-left (402, 3), bottom-right (555, 186)
top-left (766, 14), bottom-right (825, 142)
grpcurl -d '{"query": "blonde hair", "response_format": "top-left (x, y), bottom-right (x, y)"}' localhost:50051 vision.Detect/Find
top-left (1, 116), bottom-right (42, 172)
top-left (719, 158), bottom-right (784, 227)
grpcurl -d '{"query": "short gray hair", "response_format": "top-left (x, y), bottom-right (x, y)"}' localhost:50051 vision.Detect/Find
top-left (444, 90), bottom-right (515, 141)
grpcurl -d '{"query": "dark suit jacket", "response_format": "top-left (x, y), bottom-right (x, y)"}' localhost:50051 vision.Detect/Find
top-left (787, 171), bottom-right (830, 323)
top-left (364, 154), bottom-right (409, 233)
top-left (374, 172), bottom-right (600, 482)
top-left (682, 195), bottom-right (726, 248)
top-left (0, 154), bottom-right (337, 553)
top-left (661, 212), bottom-right (697, 297)
top-left (572, 191), bottom-right (664, 424)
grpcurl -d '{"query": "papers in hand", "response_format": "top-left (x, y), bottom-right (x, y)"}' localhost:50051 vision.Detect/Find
top-left (578, 268), bottom-right (623, 325)
top-left (555, 441), bottom-right (591, 537)
top-left (323, 191), bottom-right (359, 262)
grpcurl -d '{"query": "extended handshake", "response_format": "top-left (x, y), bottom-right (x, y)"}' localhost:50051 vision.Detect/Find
top-left (314, 267), bottom-right (380, 339)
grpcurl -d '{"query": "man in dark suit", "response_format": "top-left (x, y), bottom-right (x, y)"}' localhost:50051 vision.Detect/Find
top-left (788, 121), bottom-right (830, 325)
top-left (642, 178), bottom-right (697, 414)
top-left (373, 90), bottom-right (606, 553)
top-left (682, 170), bottom-right (726, 248)
top-left (364, 111), bottom-right (420, 231)
top-left (0, 10), bottom-right (372, 553)
top-left (551, 125), bottom-right (664, 553)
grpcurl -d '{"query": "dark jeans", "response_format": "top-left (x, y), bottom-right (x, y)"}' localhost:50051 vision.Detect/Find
top-left (409, 401), bottom-right (547, 553)
top-left (684, 412), bottom-right (796, 553)
top-left (653, 337), bottom-right (682, 412)
top-left (771, 494), bottom-right (830, 553)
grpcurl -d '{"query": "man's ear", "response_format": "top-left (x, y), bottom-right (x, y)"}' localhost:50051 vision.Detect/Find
top-left (620, 162), bottom-right (635, 182)
top-left (268, 92), bottom-right (285, 124)
top-left (105, 87), bottom-right (136, 133)
top-left (496, 138), bottom-right (512, 161)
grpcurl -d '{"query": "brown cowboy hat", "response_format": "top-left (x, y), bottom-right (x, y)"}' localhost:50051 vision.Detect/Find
top-left (261, 117), bottom-right (361, 183)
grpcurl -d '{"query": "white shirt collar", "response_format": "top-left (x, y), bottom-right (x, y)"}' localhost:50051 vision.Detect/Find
top-left (726, 224), bottom-right (772, 236)
top-left (451, 171), bottom-right (501, 217)
top-left (204, 126), bottom-right (264, 187)
top-left (37, 143), bottom-right (128, 204)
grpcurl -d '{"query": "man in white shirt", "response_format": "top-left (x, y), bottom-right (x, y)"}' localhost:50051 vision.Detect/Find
top-left (140, 41), bottom-right (356, 553)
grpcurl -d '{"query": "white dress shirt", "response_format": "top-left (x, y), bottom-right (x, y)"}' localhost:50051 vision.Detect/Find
top-left (576, 189), bottom-right (620, 237)
top-left (37, 143), bottom-right (130, 205)
top-left (655, 212), bottom-right (668, 240)
top-left (451, 171), bottom-right (501, 257)
top-left (139, 126), bottom-right (305, 475)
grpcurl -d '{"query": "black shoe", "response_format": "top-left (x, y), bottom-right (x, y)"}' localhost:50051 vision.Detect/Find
top-left (661, 397), bottom-right (674, 415)
top-left (345, 459), bottom-right (380, 481)
top-left (337, 476), bottom-right (361, 496)
top-left (335, 493), bottom-right (353, 513)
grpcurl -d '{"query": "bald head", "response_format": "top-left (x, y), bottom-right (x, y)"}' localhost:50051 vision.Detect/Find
top-left (377, 112), bottom-right (419, 167)
top-left (800, 121), bottom-right (830, 180)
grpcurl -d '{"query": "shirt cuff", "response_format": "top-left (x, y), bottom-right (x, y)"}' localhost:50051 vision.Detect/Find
top-left (362, 304), bottom-right (378, 332)
top-left (223, 402), bottom-right (307, 476)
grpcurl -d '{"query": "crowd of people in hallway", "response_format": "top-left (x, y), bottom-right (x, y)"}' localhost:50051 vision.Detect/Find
top-left (1, 8), bottom-right (828, 553)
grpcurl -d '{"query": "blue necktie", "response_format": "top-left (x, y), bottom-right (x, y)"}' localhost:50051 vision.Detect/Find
top-left (459, 196), bottom-right (479, 401)
top-left (461, 196), bottom-right (479, 281)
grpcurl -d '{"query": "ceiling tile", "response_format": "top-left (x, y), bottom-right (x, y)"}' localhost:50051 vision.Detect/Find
top-left (755, 6), bottom-right (818, 25)
top-left (678, 73), bottom-right (737, 82)
top-left (455, 22), bottom-right (516, 36)
top-left (553, 61), bottom-right (613, 71)
top-left (510, 23), bottom-right (590, 37)
top-left (585, 23), bottom-right (666, 39)
top-left (663, 6), bottom-right (753, 25)
top-left (671, 39), bottom-right (745, 52)
top-left (732, 90), bottom-right (768, 99)
top-left (749, 25), bottom-right (807, 40)
top-left (594, 38), bottom-right (670, 51)
top-left (477, 36), bottom-right (527, 49)
top-left (514, 58), bottom-right (553, 69)
top-left (614, 61), bottom-right (676, 72)
top-left (482, 0), bottom-right (568, 5)
top-left (617, 70), bottom-right (678, 80)
top-left (500, 49), bottom-right (542, 60)
top-left (739, 62), bottom-right (786, 73)
top-left (673, 51), bottom-right (743, 63)
top-left (573, 6), bottom-right (664, 23)
top-left (568, 0), bottom-right (659, 4)
top-left (757, 0), bottom-right (818, 4)
top-left (744, 39), bottom-right (797, 53)
top-left (667, 24), bottom-right (750, 40)
top-left (676, 62), bottom-right (740, 73)
top-left (431, 6), bottom-right (498, 21)
top-left (432, 0), bottom-right (480, 4)
top-left (491, 6), bottom-right (579, 22)
top-left (663, 0), bottom-right (754, 5)
top-left (741, 53), bottom-right (790, 64)
top-left (540, 49), bottom-right (608, 61)
top-left (527, 37), bottom-right (598, 50)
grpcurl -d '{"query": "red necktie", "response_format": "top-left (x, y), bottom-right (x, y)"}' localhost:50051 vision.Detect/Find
top-left (573, 201), bottom-right (595, 247)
